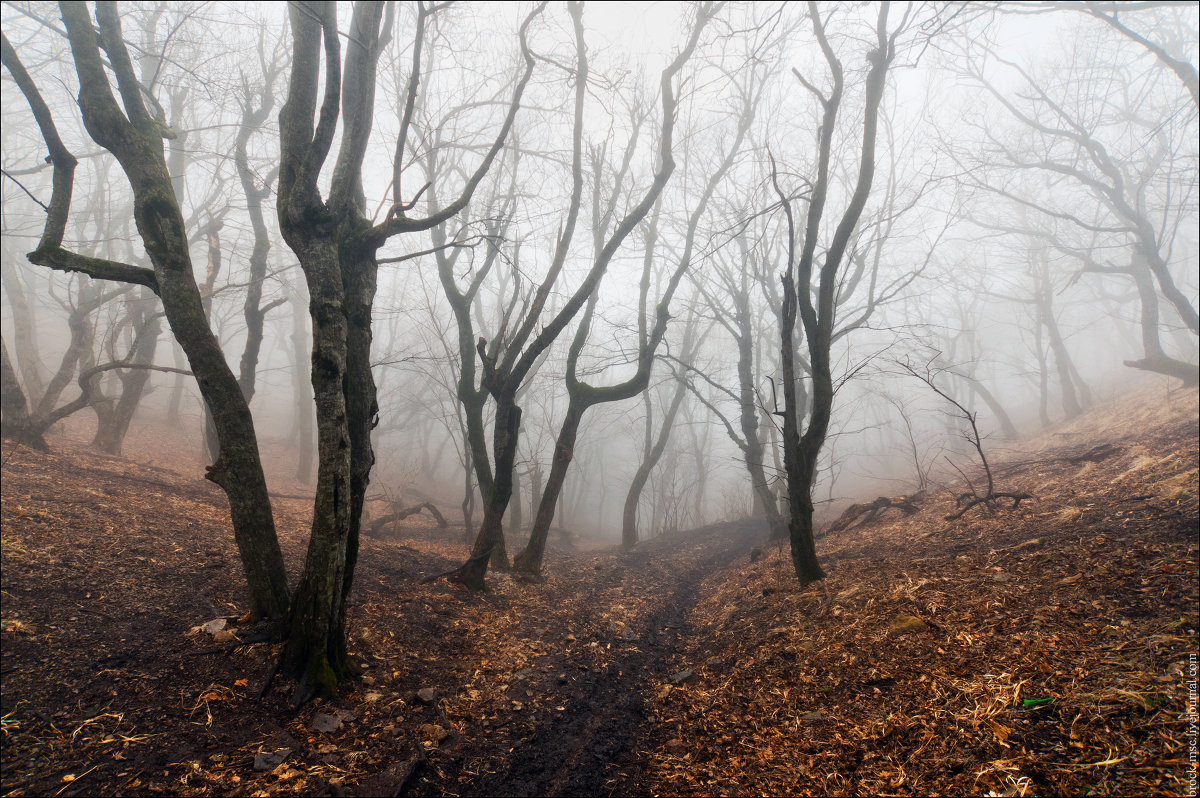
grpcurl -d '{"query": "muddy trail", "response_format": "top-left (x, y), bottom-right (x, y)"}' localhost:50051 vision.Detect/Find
top-left (0, 429), bottom-right (763, 798)
top-left (2, 380), bottom-right (1195, 797)
top-left (428, 524), bottom-right (759, 797)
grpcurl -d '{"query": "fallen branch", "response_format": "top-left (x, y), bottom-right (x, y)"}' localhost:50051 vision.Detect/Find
top-left (827, 492), bottom-right (925, 533)
top-left (367, 502), bottom-right (448, 537)
top-left (945, 490), bottom-right (1032, 521)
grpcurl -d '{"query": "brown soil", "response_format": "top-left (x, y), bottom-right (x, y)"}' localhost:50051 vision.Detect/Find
top-left (1, 381), bottom-right (1196, 797)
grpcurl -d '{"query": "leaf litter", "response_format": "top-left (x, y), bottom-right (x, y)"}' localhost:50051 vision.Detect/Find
top-left (0, 381), bottom-right (1195, 796)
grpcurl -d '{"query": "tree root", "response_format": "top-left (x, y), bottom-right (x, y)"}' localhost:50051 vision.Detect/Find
top-left (392, 739), bottom-right (429, 797)
top-left (366, 502), bottom-right (448, 538)
top-left (258, 660), bottom-right (282, 700)
top-left (185, 627), bottom-right (275, 657)
top-left (510, 548), bottom-right (540, 575)
top-left (419, 566), bottom-right (460, 585)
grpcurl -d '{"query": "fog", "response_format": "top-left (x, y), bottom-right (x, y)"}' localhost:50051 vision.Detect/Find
top-left (2, 0), bottom-right (1197, 555)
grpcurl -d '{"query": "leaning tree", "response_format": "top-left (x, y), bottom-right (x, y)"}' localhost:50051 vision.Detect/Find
top-left (2, 5), bottom-right (292, 622)
top-left (959, 7), bottom-right (1199, 384)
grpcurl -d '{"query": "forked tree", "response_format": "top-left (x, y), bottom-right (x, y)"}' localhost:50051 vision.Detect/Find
top-left (513, 45), bottom-right (756, 570)
top-left (433, 1), bottom-right (716, 588)
top-left (273, 0), bottom-right (539, 699)
top-left (774, 2), bottom-right (907, 586)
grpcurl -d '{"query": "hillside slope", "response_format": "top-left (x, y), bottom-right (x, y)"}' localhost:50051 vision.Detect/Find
top-left (0, 382), bottom-right (1195, 798)
top-left (637, 381), bottom-right (1199, 797)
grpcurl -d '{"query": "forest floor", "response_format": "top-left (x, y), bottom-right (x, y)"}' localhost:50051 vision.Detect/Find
top-left (1, 380), bottom-right (1197, 797)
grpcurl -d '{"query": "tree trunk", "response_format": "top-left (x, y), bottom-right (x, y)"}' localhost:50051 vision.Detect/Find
top-left (36, 285), bottom-right (97, 418)
top-left (1, 335), bottom-right (47, 450)
top-left (281, 236), bottom-right (354, 703)
top-left (622, 373), bottom-right (687, 549)
top-left (1038, 295), bottom-right (1083, 420)
top-left (781, 326), bottom-right (829, 587)
top-left (234, 74), bottom-right (279, 404)
top-left (622, 389), bottom-right (655, 549)
top-left (1, 257), bottom-right (46, 404)
top-left (290, 289), bottom-right (315, 483)
top-left (734, 296), bottom-right (787, 540)
top-left (1124, 256), bottom-right (1200, 385)
top-left (199, 217), bottom-right (223, 464)
top-left (510, 468), bottom-right (523, 538)
top-left (334, 242), bottom-right (380, 685)
top-left (164, 88), bottom-right (188, 427)
top-left (962, 374), bottom-right (1019, 439)
top-left (167, 340), bottom-right (186, 424)
top-left (1032, 316), bottom-right (1051, 427)
top-left (780, 259), bottom-right (829, 585)
top-left (461, 440), bottom-right (475, 541)
top-left (456, 399), bottom-right (520, 589)
top-left (515, 400), bottom-right (582, 572)
top-left (92, 288), bottom-right (160, 455)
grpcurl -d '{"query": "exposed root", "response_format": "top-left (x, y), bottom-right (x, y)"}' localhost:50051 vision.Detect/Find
top-left (366, 502), bottom-right (448, 538)
top-left (257, 660), bottom-right (282, 700)
top-left (392, 739), bottom-right (429, 797)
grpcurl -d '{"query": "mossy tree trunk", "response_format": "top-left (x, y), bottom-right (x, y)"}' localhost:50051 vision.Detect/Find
top-left (276, 0), bottom-right (538, 697)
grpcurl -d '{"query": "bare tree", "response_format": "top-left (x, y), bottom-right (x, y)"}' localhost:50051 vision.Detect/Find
top-left (274, 0), bottom-right (539, 700)
top-left (233, 43), bottom-right (286, 403)
top-left (514, 42), bottom-right (752, 571)
top-left (621, 310), bottom-right (703, 549)
top-left (774, 2), bottom-right (907, 586)
top-left (2, 10), bottom-right (291, 622)
top-left (961, 19), bottom-right (1198, 384)
top-left (900, 357), bottom-right (1031, 520)
top-left (90, 288), bottom-right (161, 454)
top-left (436, 2), bottom-right (716, 588)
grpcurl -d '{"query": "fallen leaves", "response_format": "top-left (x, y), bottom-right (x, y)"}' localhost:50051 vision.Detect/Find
top-left (636, 383), bottom-right (1198, 797)
top-left (1, 382), bottom-right (1196, 797)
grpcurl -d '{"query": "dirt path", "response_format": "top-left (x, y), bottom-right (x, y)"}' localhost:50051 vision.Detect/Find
top-left (3, 380), bottom-right (1196, 797)
top-left (428, 524), bottom-right (760, 797)
top-left (0, 433), bottom-right (765, 798)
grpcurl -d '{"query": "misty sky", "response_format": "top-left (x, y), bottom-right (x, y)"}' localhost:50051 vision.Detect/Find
top-left (1, 1), bottom-right (1196, 537)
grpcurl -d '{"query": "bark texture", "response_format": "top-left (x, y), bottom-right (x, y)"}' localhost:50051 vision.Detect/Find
top-left (3, 10), bottom-right (289, 621)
